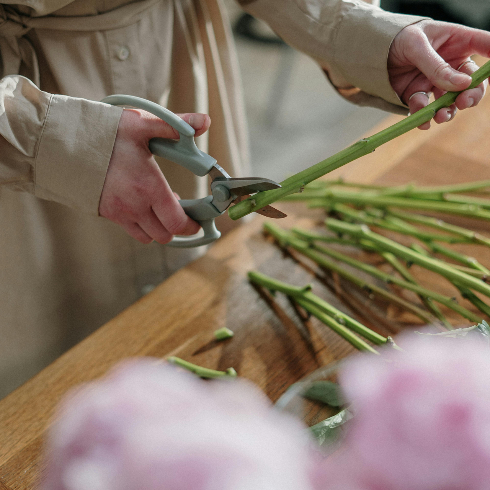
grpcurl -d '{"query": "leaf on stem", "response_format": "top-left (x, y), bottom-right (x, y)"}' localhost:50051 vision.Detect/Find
top-left (299, 380), bottom-right (345, 407)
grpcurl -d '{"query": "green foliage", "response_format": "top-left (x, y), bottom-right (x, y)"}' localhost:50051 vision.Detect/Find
top-left (301, 380), bottom-right (345, 407)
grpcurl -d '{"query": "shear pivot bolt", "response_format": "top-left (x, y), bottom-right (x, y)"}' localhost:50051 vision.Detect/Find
top-left (213, 184), bottom-right (231, 202)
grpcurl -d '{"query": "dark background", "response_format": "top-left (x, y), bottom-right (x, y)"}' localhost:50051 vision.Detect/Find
top-left (381, 0), bottom-right (490, 30)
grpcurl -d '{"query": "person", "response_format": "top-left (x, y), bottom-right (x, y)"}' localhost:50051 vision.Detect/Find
top-left (0, 0), bottom-right (489, 397)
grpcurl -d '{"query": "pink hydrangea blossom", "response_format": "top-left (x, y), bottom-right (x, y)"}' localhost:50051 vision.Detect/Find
top-left (41, 358), bottom-right (317, 490)
top-left (42, 335), bottom-right (490, 490)
top-left (315, 335), bottom-right (490, 490)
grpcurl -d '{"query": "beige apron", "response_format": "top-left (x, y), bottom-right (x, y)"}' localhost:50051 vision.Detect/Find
top-left (0, 0), bottom-right (422, 397)
top-left (0, 0), bottom-right (249, 396)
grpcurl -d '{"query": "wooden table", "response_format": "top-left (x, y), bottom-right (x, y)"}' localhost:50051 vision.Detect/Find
top-left (2, 76), bottom-right (490, 490)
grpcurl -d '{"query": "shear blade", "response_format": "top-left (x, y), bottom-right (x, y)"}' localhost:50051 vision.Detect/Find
top-left (231, 194), bottom-right (287, 219)
top-left (216, 177), bottom-right (281, 196)
top-left (254, 205), bottom-right (287, 219)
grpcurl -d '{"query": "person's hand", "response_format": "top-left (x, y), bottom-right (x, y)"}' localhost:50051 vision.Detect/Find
top-left (388, 19), bottom-right (490, 129)
top-left (99, 108), bottom-right (211, 244)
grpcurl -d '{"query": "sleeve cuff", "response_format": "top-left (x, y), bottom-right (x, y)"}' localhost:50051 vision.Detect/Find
top-left (330, 5), bottom-right (426, 107)
top-left (34, 94), bottom-right (123, 216)
top-left (240, 0), bottom-right (427, 111)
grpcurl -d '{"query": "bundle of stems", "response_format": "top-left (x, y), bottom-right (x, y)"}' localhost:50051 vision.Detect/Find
top-left (262, 193), bottom-right (490, 329)
top-left (285, 184), bottom-right (490, 222)
top-left (248, 270), bottom-right (392, 354)
top-left (228, 62), bottom-right (490, 221)
top-left (249, 179), bottom-right (490, 353)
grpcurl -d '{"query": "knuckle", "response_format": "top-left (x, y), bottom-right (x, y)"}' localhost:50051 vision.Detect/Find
top-left (166, 217), bottom-right (191, 236)
top-left (100, 195), bottom-right (129, 223)
top-left (153, 230), bottom-right (173, 244)
top-left (136, 235), bottom-right (153, 245)
top-left (434, 63), bottom-right (452, 82)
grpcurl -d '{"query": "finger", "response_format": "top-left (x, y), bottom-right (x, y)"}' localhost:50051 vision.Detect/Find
top-left (454, 60), bottom-right (487, 110)
top-left (137, 210), bottom-right (174, 245)
top-left (406, 91), bottom-right (432, 130)
top-left (405, 36), bottom-right (472, 93)
top-left (434, 104), bottom-right (457, 124)
top-left (121, 222), bottom-right (154, 244)
top-left (407, 91), bottom-right (431, 115)
top-left (151, 180), bottom-right (201, 237)
top-left (417, 120), bottom-right (431, 131)
top-left (178, 113), bottom-right (212, 137)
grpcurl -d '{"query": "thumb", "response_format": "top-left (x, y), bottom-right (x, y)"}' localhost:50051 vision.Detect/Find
top-left (412, 39), bottom-right (472, 92)
top-left (177, 113), bottom-right (211, 137)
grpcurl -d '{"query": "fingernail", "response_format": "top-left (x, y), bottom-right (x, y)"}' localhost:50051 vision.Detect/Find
top-left (450, 72), bottom-right (471, 86)
top-left (467, 97), bottom-right (475, 108)
top-left (189, 114), bottom-right (205, 129)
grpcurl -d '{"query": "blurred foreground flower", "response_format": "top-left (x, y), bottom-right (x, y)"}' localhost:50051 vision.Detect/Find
top-left (316, 335), bottom-right (490, 490)
top-left (40, 359), bottom-right (317, 490)
top-left (41, 335), bottom-right (490, 490)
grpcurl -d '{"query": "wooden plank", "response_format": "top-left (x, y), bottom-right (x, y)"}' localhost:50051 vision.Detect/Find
top-left (1, 59), bottom-right (489, 488)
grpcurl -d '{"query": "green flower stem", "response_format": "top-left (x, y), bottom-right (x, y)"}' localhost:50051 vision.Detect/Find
top-left (293, 230), bottom-right (361, 248)
top-left (390, 180), bottom-right (490, 196)
top-left (427, 242), bottom-right (490, 275)
top-left (294, 296), bottom-right (380, 354)
top-left (449, 265), bottom-right (490, 280)
top-left (302, 192), bottom-right (490, 221)
top-left (228, 61), bottom-right (490, 220)
top-left (293, 226), bottom-right (485, 323)
top-left (295, 228), bottom-right (487, 279)
top-left (455, 285), bottom-right (490, 318)
top-left (404, 243), bottom-right (488, 279)
top-left (248, 270), bottom-right (388, 345)
top-left (264, 223), bottom-right (438, 325)
top-left (410, 244), bottom-right (489, 280)
top-left (332, 203), bottom-right (464, 243)
top-left (307, 179), bottom-right (490, 197)
top-left (325, 219), bottom-right (490, 300)
top-left (440, 193), bottom-right (490, 209)
top-left (292, 228), bottom-right (384, 256)
top-left (410, 242), bottom-right (430, 256)
top-left (167, 357), bottom-right (237, 378)
top-left (386, 210), bottom-right (490, 247)
top-left (412, 242), bottom-right (489, 318)
top-left (308, 238), bottom-right (481, 323)
top-left (293, 225), bottom-right (487, 321)
top-left (381, 252), bottom-right (452, 329)
top-left (293, 228), bottom-right (450, 328)
top-left (214, 327), bottom-right (234, 340)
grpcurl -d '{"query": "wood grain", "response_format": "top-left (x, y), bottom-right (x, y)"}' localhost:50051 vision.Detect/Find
top-left (1, 60), bottom-right (489, 489)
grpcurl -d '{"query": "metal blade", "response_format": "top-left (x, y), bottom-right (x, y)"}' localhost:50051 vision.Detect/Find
top-left (213, 177), bottom-right (281, 196)
top-left (254, 205), bottom-right (287, 219)
top-left (230, 194), bottom-right (287, 219)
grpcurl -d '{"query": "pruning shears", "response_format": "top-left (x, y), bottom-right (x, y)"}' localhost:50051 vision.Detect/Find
top-left (102, 95), bottom-right (286, 248)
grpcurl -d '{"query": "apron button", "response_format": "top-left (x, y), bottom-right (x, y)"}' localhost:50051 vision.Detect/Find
top-left (117, 46), bottom-right (130, 61)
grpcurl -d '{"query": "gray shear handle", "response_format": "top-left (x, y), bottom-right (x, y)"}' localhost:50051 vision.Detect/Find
top-left (101, 94), bottom-right (220, 248)
top-left (169, 196), bottom-right (221, 248)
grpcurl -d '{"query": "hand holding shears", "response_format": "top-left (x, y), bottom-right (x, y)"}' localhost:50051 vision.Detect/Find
top-left (101, 95), bottom-right (285, 248)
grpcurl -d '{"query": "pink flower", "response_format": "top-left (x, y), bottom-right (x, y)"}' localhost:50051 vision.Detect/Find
top-left (316, 335), bottom-right (490, 490)
top-left (41, 358), bottom-right (317, 490)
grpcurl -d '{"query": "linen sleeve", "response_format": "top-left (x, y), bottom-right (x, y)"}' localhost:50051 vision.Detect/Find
top-left (0, 75), bottom-right (122, 215)
top-left (237, 0), bottom-right (427, 114)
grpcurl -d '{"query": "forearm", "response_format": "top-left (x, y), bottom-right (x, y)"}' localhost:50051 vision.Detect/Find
top-left (0, 75), bottom-right (122, 214)
top-left (238, 0), bottom-right (427, 113)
